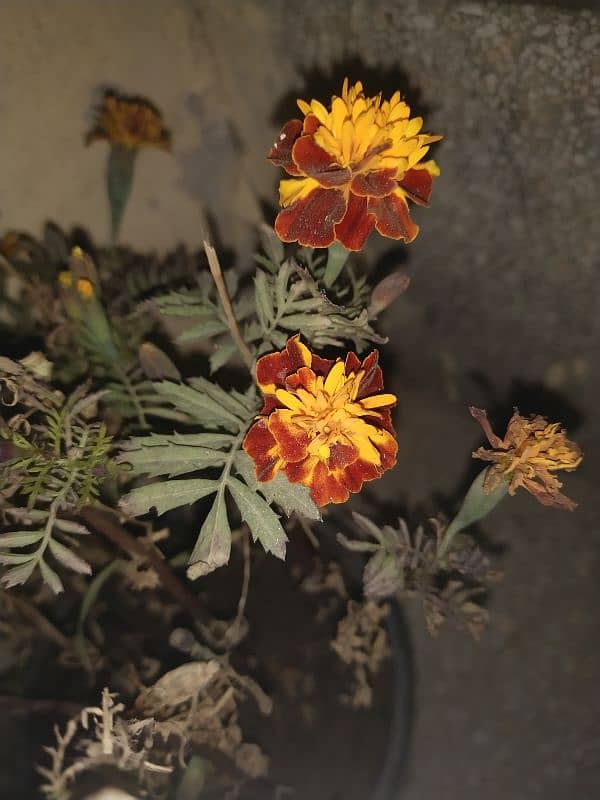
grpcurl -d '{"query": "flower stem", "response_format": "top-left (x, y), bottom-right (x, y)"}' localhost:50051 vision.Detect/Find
top-left (438, 468), bottom-right (508, 559)
top-left (203, 240), bottom-right (255, 377)
top-left (323, 242), bottom-right (349, 288)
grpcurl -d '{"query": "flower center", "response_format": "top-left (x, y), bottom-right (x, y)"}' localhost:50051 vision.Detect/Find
top-left (275, 362), bottom-right (368, 462)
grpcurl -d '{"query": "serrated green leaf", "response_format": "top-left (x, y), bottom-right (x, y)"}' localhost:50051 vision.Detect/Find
top-left (120, 479), bottom-right (218, 517)
top-left (188, 376), bottom-right (253, 420)
top-left (176, 319), bottom-right (229, 343)
top-left (253, 253), bottom-right (278, 274)
top-left (0, 552), bottom-right (37, 565)
top-left (0, 530), bottom-right (44, 548)
top-left (119, 443), bottom-right (226, 478)
top-left (48, 539), bottom-right (92, 575)
top-left (0, 560), bottom-right (36, 588)
top-left (54, 519), bottom-right (90, 535)
top-left (259, 224), bottom-right (284, 268)
top-left (210, 342), bottom-right (238, 373)
top-left (40, 558), bottom-right (64, 594)
top-left (123, 432), bottom-right (233, 450)
top-left (227, 477), bottom-right (287, 560)
top-left (186, 491), bottom-right (231, 579)
top-left (235, 452), bottom-right (320, 521)
top-left (254, 271), bottom-right (275, 329)
top-left (153, 382), bottom-right (242, 430)
top-left (275, 262), bottom-right (293, 310)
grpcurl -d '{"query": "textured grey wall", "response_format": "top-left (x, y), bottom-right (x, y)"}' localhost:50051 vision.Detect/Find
top-left (1, 0), bottom-right (598, 416)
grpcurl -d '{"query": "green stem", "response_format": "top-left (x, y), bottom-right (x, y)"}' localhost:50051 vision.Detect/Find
top-left (114, 363), bottom-right (147, 428)
top-left (107, 145), bottom-right (137, 245)
top-left (438, 468), bottom-right (509, 559)
top-left (323, 242), bottom-right (350, 288)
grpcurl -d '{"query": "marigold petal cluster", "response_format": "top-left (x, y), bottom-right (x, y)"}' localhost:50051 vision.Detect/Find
top-left (268, 79), bottom-right (441, 251)
top-left (85, 90), bottom-right (171, 151)
top-left (470, 407), bottom-right (582, 510)
top-left (243, 336), bottom-right (398, 507)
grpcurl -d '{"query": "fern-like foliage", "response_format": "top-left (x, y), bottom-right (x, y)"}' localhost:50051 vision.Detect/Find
top-left (119, 376), bottom-right (320, 579)
top-left (155, 227), bottom-right (384, 372)
top-left (0, 358), bottom-right (114, 592)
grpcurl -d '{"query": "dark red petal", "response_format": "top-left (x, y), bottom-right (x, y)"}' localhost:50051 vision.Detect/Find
top-left (292, 136), bottom-right (352, 188)
top-left (350, 168), bottom-right (398, 198)
top-left (344, 351), bottom-right (361, 374)
top-left (268, 412), bottom-right (310, 463)
top-left (275, 187), bottom-right (347, 248)
top-left (268, 119), bottom-right (303, 176)
top-left (302, 115), bottom-right (320, 135)
top-left (357, 351), bottom-right (383, 398)
top-left (256, 336), bottom-right (311, 390)
top-left (260, 394), bottom-right (281, 415)
top-left (311, 353), bottom-right (336, 376)
top-left (334, 192), bottom-right (375, 251)
top-left (286, 366), bottom-right (317, 392)
top-left (375, 433), bottom-right (398, 470)
top-left (340, 459), bottom-right (381, 493)
top-left (368, 192), bottom-right (419, 243)
top-left (328, 442), bottom-right (358, 470)
top-left (309, 461), bottom-right (349, 506)
top-left (374, 408), bottom-right (396, 435)
top-left (284, 457), bottom-right (316, 485)
top-left (398, 168), bottom-right (433, 207)
top-left (243, 420), bottom-right (280, 482)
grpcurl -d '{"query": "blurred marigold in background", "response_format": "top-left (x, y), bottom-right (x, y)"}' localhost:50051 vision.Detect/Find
top-left (243, 336), bottom-right (397, 507)
top-left (470, 407), bottom-right (582, 510)
top-left (0, 231), bottom-right (22, 259)
top-left (269, 79), bottom-right (441, 251)
top-left (85, 90), bottom-right (171, 151)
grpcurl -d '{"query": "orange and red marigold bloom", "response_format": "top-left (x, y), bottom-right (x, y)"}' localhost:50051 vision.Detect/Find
top-left (85, 90), bottom-right (171, 151)
top-left (268, 79), bottom-right (442, 251)
top-left (243, 336), bottom-right (398, 507)
top-left (470, 407), bottom-right (582, 511)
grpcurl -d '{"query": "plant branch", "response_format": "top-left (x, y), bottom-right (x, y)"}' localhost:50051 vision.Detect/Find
top-left (79, 505), bottom-right (212, 628)
top-left (6, 593), bottom-right (71, 650)
top-left (203, 240), bottom-right (255, 377)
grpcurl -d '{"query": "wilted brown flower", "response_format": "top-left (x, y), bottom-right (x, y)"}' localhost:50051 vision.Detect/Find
top-left (470, 407), bottom-right (582, 510)
top-left (85, 90), bottom-right (171, 151)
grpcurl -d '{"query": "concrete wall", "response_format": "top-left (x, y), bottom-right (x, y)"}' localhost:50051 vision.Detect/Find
top-left (1, 0), bottom-right (599, 418)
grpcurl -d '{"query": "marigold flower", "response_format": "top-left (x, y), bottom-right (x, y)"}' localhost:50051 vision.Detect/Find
top-left (85, 90), bottom-right (171, 151)
top-left (470, 407), bottom-right (582, 510)
top-left (243, 336), bottom-right (398, 507)
top-left (268, 79), bottom-right (441, 251)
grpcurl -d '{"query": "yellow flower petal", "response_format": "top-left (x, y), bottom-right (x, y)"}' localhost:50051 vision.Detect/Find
top-left (360, 393), bottom-right (397, 409)
top-left (275, 389), bottom-right (306, 411)
top-left (324, 361), bottom-right (346, 396)
top-left (278, 177), bottom-right (321, 207)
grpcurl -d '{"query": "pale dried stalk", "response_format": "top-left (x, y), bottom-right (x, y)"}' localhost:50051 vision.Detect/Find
top-left (203, 240), bottom-right (255, 376)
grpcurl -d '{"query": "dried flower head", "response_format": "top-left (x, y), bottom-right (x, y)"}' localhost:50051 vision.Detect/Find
top-left (243, 336), bottom-right (397, 507)
top-left (269, 79), bottom-right (441, 250)
top-left (85, 90), bottom-right (171, 151)
top-left (470, 407), bottom-right (582, 510)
